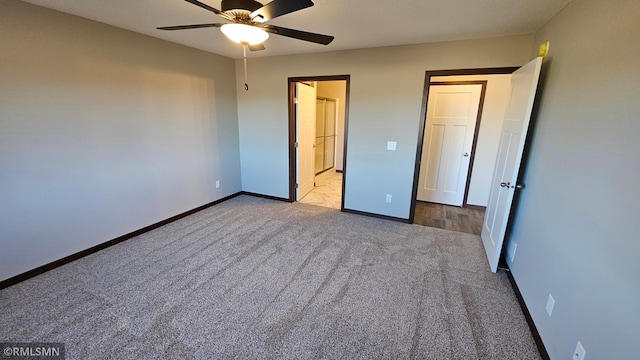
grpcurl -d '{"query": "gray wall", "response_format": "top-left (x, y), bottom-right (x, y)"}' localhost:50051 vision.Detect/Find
top-left (0, 1), bottom-right (241, 282)
top-left (507, 0), bottom-right (640, 358)
top-left (236, 36), bottom-right (533, 218)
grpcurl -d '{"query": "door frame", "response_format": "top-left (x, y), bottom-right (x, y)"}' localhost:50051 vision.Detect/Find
top-left (409, 67), bottom-right (518, 223)
top-left (287, 75), bottom-right (351, 209)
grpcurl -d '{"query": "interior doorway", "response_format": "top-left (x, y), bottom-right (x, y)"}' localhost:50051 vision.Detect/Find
top-left (288, 75), bottom-right (350, 210)
top-left (410, 67), bottom-right (518, 224)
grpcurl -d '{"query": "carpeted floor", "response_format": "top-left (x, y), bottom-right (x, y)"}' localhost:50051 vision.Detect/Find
top-left (0, 195), bottom-right (541, 359)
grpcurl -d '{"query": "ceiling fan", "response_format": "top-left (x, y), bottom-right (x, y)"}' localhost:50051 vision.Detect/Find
top-left (157, 0), bottom-right (335, 51)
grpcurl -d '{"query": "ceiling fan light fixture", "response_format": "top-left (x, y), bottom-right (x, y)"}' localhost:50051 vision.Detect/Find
top-left (220, 23), bottom-right (269, 45)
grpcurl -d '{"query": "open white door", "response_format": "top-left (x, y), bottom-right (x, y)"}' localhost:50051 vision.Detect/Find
top-left (482, 57), bottom-right (543, 272)
top-left (296, 82), bottom-right (317, 200)
top-left (417, 84), bottom-right (483, 206)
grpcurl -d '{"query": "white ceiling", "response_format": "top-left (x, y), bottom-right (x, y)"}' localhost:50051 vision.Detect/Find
top-left (21, 0), bottom-right (571, 59)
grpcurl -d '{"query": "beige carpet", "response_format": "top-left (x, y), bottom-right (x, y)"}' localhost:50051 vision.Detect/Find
top-left (0, 195), bottom-right (540, 359)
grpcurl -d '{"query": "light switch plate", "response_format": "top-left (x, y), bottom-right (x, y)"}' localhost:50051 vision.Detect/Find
top-left (546, 294), bottom-right (555, 316)
top-left (387, 141), bottom-right (397, 151)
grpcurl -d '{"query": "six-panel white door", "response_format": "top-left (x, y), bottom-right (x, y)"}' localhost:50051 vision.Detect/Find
top-left (482, 57), bottom-right (543, 272)
top-left (417, 84), bottom-right (483, 206)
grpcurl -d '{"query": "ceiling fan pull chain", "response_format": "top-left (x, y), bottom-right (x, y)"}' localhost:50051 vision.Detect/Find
top-left (243, 44), bottom-right (249, 91)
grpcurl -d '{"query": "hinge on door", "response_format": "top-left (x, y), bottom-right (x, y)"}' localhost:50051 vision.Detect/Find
top-left (295, 142), bottom-right (299, 148)
top-left (294, 97), bottom-right (298, 104)
top-left (295, 184), bottom-right (299, 189)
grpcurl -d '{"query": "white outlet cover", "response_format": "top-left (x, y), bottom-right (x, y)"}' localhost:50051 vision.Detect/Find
top-left (546, 294), bottom-right (555, 316)
top-left (385, 194), bottom-right (392, 203)
top-left (573, 341), bottom-right (586, 360)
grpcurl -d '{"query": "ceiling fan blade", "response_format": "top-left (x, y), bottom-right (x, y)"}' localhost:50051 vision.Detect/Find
top-left (250, 0), bottom-right (314, 23)
top-left (157, 23), bottom-right (223, 31)
top-left (183, 0), bottom-right (234, 21)
top-left (261, 25), bottom-right (334, 45)
top-left (248, 43), bottom-right (266, 51)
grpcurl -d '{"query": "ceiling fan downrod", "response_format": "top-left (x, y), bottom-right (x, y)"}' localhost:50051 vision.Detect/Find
top-left (242, 43), bottom-right (249, 91)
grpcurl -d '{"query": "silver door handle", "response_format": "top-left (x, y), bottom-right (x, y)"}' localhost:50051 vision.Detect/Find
top-left (500, 182), bottom-right (524, 189)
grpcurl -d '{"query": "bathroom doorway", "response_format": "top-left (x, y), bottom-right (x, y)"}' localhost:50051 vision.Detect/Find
top-left (288, 76), bottom-right (350, 210)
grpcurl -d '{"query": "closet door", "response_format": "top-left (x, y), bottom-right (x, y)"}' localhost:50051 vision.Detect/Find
top-left (315, 99), bottom-right (326, 174)
top-left (324, 99), bottom-right (337, 169)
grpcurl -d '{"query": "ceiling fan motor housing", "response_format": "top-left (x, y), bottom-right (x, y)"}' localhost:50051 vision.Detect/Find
top-left (158, 0), bottom-right (334, 46)
top-left (221, 0), bottom-right (263, 13)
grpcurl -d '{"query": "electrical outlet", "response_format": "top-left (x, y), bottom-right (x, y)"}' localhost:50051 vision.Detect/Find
top-left (546, 294), bottom-right (555, 316)
top-left (385, 194), bottom-right (392, 203)
top-left (215, 180), bottom-right (220, 189)
top-left (573, 341), bottom-right (586, 360)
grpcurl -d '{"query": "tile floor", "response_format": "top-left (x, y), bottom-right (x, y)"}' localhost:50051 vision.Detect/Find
top-left (299, 170), bottom-right (342, 209)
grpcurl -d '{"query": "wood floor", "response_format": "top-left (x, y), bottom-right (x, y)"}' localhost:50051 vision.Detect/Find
top-left (414, 201), bottom-right (486, 235)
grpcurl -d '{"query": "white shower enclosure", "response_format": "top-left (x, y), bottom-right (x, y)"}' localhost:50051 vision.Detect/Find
top-left (315, 97), bottom-right (337, 174)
